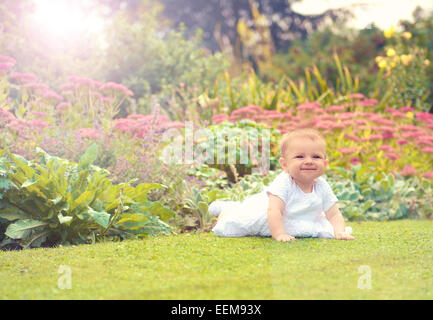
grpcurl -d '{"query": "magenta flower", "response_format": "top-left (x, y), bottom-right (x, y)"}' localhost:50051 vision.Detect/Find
top-left (351, 157), bottom-right (361, 165)
top-left (397, 139), bottom-right (409, 145)
top-left (416, 112), bottom-right (433, 121)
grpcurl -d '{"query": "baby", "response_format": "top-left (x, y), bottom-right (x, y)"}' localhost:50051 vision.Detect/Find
top-left (209, 128), bottom-right (354, 241)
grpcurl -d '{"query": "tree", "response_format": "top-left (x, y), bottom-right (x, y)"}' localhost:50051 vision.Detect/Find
top-left (158, 0), bottom-right (349, 52)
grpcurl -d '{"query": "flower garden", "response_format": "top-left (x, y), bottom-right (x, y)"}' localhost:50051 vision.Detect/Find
top-left (0, 0), bottom-right (433, 300)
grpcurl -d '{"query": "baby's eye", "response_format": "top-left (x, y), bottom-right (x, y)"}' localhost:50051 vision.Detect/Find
top-left (313, 155), bottom-right (322, 159)
top-left (295, 155), bottom-right (303, 158)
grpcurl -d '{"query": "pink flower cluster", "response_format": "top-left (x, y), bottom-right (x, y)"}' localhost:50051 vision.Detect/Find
top-left (0, 56), bottom-right (16, 74)
top-left (60, 77), bottom-right (134, 98)
top-left (214, 101), bottom-right (433, 179)
top-left (113, 114), bottom-right (184, 137)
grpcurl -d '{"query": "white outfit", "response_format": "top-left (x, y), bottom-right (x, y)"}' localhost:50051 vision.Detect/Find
top-left (211, 171), bottom-right (349, 238)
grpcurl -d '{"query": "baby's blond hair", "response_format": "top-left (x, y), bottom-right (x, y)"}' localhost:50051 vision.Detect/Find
top-left (280, 128), bottom-right (327, 158)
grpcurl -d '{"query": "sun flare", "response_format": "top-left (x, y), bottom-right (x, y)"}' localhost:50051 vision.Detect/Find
top-left (28, 0), bottom-right (105, 46)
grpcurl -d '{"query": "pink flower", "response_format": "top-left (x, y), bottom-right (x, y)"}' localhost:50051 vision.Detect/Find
top-left (42, 90), bottom-right (64, 101)
top-left (351, 157), bottom-right (361, 165)
top-left (0, 55), bottom-right (17, 65)
top-left (379, 145), bottom-right (393, 152)
top-left (29, 111), bottom-right (48, 118)
top-left (10, 72), bottom-right (38, 83)
top-left (423, 172), bottom-right (433, 179)
top-left (373, 118), bottom-right (395, 126)
top-left (27, 120), bottom-right (48, 128)
top-left (358, 99), bottom-right (378, 107)
top-left (382, 132), bottom-right (395, 139)
top-left (315, 120), bottom-right (336, 130)
top-left (400, 165), bottom-right (417, 176)
top-left (325, 105), bottom-right (345, 112)
top-left (0, 62), bottom-right (14, 74)
top-left (385, 107), bottom-right (405, 118)
top-left (99, 82), bottom-right (134, 96)
top-left (401, 106), bottom-right (414, 112)
top-left (421, 147), bottom-right (433, 153)
top-left (385, 152), bottom-right (399, 160)
top-left (344, 133), bottom-right (361, 142)
top-left (75, 128), bottom-right (101, 139)
top-left (296, 102), bottom-right (321, 111)
top-left (397, 139), bottom-right (408, 145)
top-left (350, 93), bottom-right (365, 99)
top-left (0, 107), bottom-right (15, 122)
top-left (368, 134), bottom-right (383, 141)
top-left (416, 112), bottom-right (433, 121)
top-left (398, 125), bottom-right (422, 131)
top-left (416, 136), bottom-right (433, 147)
top-left (401, 131), bottom-right (425, 139)
top-left (68, 76), bottom-right (102, 88)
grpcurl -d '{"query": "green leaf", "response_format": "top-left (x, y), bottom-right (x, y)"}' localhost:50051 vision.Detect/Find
top-left (131, 183), bottom-right (166, 202)
top-left (198, 201), bottom-right (208, 215)
top-left (84, 207), bottom-right (111, 228)
top-left (5, 219), bottom-right (47, 239)
top-left (78, 143), bottom-right (99, 168)
top-left (0, 206), bottom-right (32, 221)
top-left (133, 202), bottom-right (175, 222)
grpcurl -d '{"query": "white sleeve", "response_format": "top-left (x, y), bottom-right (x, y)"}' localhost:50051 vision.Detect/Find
top-left (265, 172), bottom-right (290, 204)
top-left (317, 177), bottom-right (338, 212)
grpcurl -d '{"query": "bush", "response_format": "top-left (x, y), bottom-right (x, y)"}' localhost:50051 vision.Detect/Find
top-left (0, 145), bottom-right (175, 250)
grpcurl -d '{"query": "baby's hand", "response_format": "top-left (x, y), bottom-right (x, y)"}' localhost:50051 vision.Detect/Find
top-left (335, 232), bottom-right (355, 240)
top-left (275, 233), bottom-right (296, 242)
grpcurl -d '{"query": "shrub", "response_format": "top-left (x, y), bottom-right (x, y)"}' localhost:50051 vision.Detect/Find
top-left (0, 145), bottom-right (174, 250)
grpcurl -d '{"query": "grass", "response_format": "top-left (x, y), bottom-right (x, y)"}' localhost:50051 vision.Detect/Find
top-left (1, 220), bottom-right (432, 299)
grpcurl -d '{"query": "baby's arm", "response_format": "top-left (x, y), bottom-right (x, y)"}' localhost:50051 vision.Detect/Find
top-left (325, 204), bottom-right (354, 240)
top-left (267, 194), bottom-right (295, 242)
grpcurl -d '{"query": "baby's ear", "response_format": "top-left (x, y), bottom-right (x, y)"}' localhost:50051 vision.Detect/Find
top-left (279, 157), bottom-right (287, 170)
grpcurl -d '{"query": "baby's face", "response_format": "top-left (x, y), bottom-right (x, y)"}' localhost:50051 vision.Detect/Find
top-left (279, 137), bottom-right (328, 184)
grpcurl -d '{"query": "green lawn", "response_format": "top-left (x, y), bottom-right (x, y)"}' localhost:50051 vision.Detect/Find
top-left (1, 220), bottom-right (432, 299)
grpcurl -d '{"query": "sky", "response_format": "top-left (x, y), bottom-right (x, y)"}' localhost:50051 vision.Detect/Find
top-left (292, 0), bottom-right (433, 29)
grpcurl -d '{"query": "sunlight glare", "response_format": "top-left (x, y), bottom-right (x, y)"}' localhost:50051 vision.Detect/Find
top-left (29, 0), bottom-right (105, 47)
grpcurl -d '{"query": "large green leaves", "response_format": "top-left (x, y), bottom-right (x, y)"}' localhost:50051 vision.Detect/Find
top-left (0, 147), bottom-right (174, 249)
top-left (5, 219), bottom-right (47, 239)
